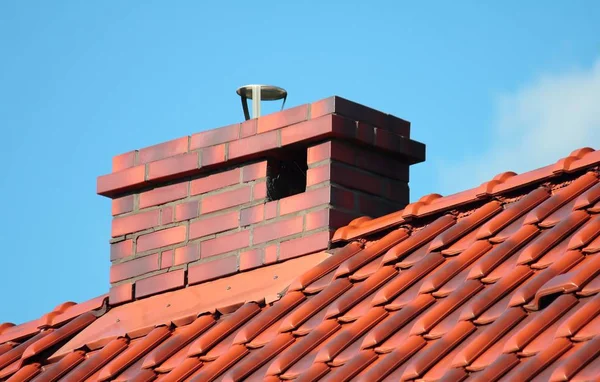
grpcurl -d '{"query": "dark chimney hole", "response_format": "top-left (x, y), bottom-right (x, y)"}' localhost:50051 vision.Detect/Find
top-left (266, 148), bottom-right (307, 201)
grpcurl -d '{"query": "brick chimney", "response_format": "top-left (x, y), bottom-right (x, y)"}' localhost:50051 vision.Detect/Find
top-left (98, 96), bottom-right (425, 305)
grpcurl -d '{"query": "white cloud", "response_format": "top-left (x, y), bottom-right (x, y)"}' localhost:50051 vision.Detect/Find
top-left (439, 58), bottom-right (600, 194)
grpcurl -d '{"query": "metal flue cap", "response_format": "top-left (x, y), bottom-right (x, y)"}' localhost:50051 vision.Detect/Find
top-left (236, 85), bottom-right (287, 101)
top-left (236, 84), bottom-right (288, 120)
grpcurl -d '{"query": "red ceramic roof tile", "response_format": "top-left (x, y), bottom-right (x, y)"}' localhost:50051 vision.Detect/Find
top-left (97, 326), bottom-right (170, 381)
top-left (569, 214), bottom-right (600, 250)
top-left (325, 266), bottom-right (396, 319)
top-left (372, 252), bottom-right (445, 306)
top-left (357, 335), bottom-right (426, 381)
top-left (467, 224), bottom-right (539, 279)
top-left (189, 344), bottom-right (248, 382)
top-left (460, 265), bottom-right (532, 321)
top-left (6, 363), bottom-right (40, 381)
top-left (504, 294), bottom-right (578, 353)
top-left (62, 337), bottom-right (129, 382)
top-left (402, 321), bottom-right (476, 380)
top-left (6, 148), bottom-right (600, 381)
top-left (503, 338), bottom-right (572, 381)
top-left (524, 172), bottom-right (597, 225)
top-left (222, 333), bottom-right (294, 381)
top-left (550, 336), bottom-right (600, 381)
top-left (428, 201), bottom-right (502, 251)
top-left (382, 214), bottom-right (455, 264)
top-left (288, 242), bottom-right (363, 291)
top-left (279, 279), bottom-right (351, 333)
top-left (528, 254), bottom-right (600, 310)
top-left (233, 292), bottom-right (305, 345)
top-left (518, 210), bottom-right (589, 265)
top-left (142, 315), bottom-right (215, 369)
top-left (510, 250), bottom-right (583, 307)
top-left (267, 319), bottom-right (339, 376)
top-left (574, 181), bottom-right (600, 209)
top-left (334, 228), bottom-right (409, 277)
top-left (314, 307), bottom-right (387, 363)
top-left (188, 303), bottom-right (260, 357)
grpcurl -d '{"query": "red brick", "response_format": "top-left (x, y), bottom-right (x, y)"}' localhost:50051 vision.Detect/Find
top-left (374, 128), bottom-right (407, 152)
top-left (110, 253), bottom-right (159, 283)
top-left (112, 195), bottom-right (134, 216)
top-left (279, 231), bottom-right (330, 261)
top-left (201, 144), bottom-right (226, 166)
top-left (174, 243), bottom-right (200, 265)
top-left (112, 210), bottom-right (160, 237)
top-left (161, 250), bottom-right (173, 269)
top-left (257, 104), bottom-right (309, 133)
top-left (190, 168), bottom-right (240, 196)
top-left (330, 163), bottom-right (382, 195)
top-left (240, 249), bottom-right (262, 271)
top-left (358, 194), bottom-right (402, 218)
top-left (201, 186), bottom-right (251, 214)
top-left (310, 97), bottom-right (335, 119)
top-left (265, 201), bottom-right (278, 220)
top-left (312, 96), bottom-right (410, 136)
top-left (329, 209), bottom-right (360, 229)
top-left (253, 216), bottom-right (303, 245)
top-left (313, 96), bottom-right (388, 130)
top-left (353, 146), bottom-right (409, 181)
top-left (307, 141), bottom-right (332, 164)
top-left (240, 119), bottom-right (257, 138)
top-left (279, 187), bottom-right (330, 216)
top-left (97, 165), bottom-right (146, 196)
top-left (307, 141), bottom-right (356, 166)
top-left (109, 283), bottom-right (133, 305)
top-left (188, 256), bottom-right (237, 285)
top-left (201, 230), bottom-right (250, 258)
top-left (253, 182), bottom-right (267, 200)
top-left (387, 115), bottom-right (411, 137)
top-left (264, 245), bottom-right (278, 264)
top-left (189, 211), bottom-right (239, 239)
top-left (306, 165), bottom-right (330, 187)
top-left (240, 205), bottom-right (263, 226)
top-left (175, 201), bottom-right (199, 221)
top-left (147, 152), bottom-right (199, 182)
top-left (112, 151), bottom-right (136, 172)
top-left (331, 186), bottom-right (356, 211)
top-left (137, 225), bottom-right (186, 252)
top-left (110, 239), bottom-right (133, 261)
top-left (305, 209), bottom-right (329, 231)
top-left (135, 269), bottom-right (185, 298)
top-left (386, 181), bottom-right (409, 203)
top-left (190, 124), bottom-right (239, 150)
top-left (139, 137), bottom-right (188, 164)
top-left (357, 121), bottom-right (375, 144)
top-left (161, 206), bottom-right (174, 225)
top-left (280, 115), bottom-right (338, 146)
top-left (242, 161), bottom-right (267, 182)
top-left (139, 183), bottom-right (188, 209)
top-left (229, 131), bottom-right (279, 160)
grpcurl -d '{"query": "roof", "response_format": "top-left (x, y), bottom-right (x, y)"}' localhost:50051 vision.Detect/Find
top-left (2, 146), bottom-right (600, 382)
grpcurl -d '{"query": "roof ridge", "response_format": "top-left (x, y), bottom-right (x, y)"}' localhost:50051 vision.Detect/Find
top-left (0, 294), bottom-right (107, 345)
top-left (332, 146), bottom-right (600, 242)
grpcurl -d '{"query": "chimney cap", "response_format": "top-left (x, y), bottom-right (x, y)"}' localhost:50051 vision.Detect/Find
top-left (236, 84), bottom-right (287, 101)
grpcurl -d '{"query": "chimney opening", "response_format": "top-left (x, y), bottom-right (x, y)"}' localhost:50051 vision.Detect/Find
top-left (266, 148), bottom-right (307, 201)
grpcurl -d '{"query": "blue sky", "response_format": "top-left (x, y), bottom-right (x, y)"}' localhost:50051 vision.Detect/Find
top-left (1, 1), bottom-right (599, 324)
